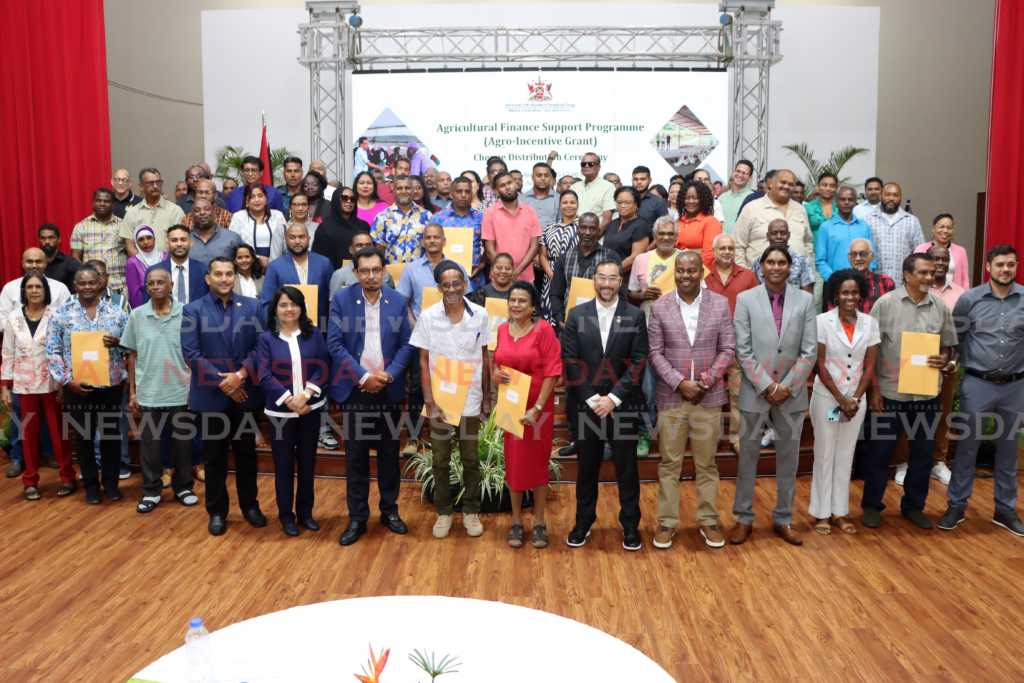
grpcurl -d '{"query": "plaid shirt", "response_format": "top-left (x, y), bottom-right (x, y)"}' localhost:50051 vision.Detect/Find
top-left (828, 271), bottom-right (895, 314)
top-left (370, 204), bottom-right (433, 264)
top-left (70, 214), bottom-right (126, 290)
top-left (482, 184), bottom-right (500, 207)
top-left (181, 204), bottom-right (233, 229)
top-left (549, 244), bottom-right (621, 324)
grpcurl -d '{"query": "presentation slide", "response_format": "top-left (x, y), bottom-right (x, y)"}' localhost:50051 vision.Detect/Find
top-left (351, 70), bottom-right (728, 184)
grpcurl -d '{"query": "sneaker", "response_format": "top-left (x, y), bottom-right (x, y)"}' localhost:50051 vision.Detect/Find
top-left (761, 429), bottom-right (775, 448)
top-left (637, 433), bottom-right (651, 457)
top-left (403, 438), bottom-right (425, 455)
top-left (567, 525), bottom-right (591, 547)
top-left (700, 524), bottom-right (726, 548)
top-left (653, 526), bottom-right (675, 549)
top-left (901, 509), bottom-right (933, 529)
top-left (930, 462), bottom-right (951, 485)
top-left (894, 462), bottom-right (908, 486)
top-left (119, 465), bottom-right (131, 480)
top-left (623, 527), bottom-right (642, 551)
top-left (318, 432), bottom-right (341, 451)
top-left (463, 513), bottom-right (483, 537)
top-left (432, 514), bottom-right (453, 539)
top-left (992, 510), bottom-right (1024, 537)
top-left (938, 507), bottom-right (966, 530)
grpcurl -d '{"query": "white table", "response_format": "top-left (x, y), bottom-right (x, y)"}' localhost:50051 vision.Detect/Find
top-left (134, 596), bottom-right (674, 683)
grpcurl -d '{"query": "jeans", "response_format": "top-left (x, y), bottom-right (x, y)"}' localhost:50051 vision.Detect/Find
top-left (93, 389), bottom-right (130, 467)
top-left (861, 397), bottom-right (940, 513)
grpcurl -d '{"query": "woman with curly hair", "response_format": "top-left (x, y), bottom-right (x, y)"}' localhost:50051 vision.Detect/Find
top-left (674, 179), bottom-right (722, 268)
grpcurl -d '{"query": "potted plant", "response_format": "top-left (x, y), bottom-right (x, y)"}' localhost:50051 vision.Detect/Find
top-left (403, 412), bottom-right (563, 513)
top-left (213, 145), bottom-right (299, 187)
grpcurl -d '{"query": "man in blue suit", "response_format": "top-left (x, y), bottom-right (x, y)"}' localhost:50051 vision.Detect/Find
top-left (181, 256), bottom-right (268, 536)
top-left (144, 225), bottom-right (210, 304)
top-left (224, 155), bottom-right (285, 214)
top-left (327, 246), bottom-right (414, 546)
top-left (261, 223), bottom-right (338, 449)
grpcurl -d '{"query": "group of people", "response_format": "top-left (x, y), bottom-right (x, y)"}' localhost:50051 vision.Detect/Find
top-left (3, 150), bottom-right (1022, 554)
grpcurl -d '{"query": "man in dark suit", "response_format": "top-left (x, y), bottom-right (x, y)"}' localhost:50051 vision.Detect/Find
top-left (561, 259), bottom-right (649, 551)
top-left (327, 247), bottom-right (414, 546)
top-left (180, 256), bottom-right (267, 536)
top-left (143, 224), bottom-right (210, 304)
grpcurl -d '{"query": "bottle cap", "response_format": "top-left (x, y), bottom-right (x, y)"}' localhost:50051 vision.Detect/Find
top-left (190, 618), bottom-right (203, 628)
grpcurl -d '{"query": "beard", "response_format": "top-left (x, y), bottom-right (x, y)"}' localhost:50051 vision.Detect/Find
top-left (40, 244), bottom-right (57, 257)
top-left (290, 246), bottom-right (309, 256)
top-left (881, 201), bottom-right (899, 214)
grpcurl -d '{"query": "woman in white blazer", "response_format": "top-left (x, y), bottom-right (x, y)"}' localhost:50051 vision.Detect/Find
top-left (809, 268), bottom-right (880, 535)
top-left (228, 182), bottom-right (287, 269)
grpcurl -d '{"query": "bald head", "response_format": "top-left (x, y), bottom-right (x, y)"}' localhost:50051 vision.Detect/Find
top-left (111, 169), bottom-right (132, 198)
top-left (22, 248), bottom-right (47, 273)
top-left (847, 238), bottom-right (874, 273)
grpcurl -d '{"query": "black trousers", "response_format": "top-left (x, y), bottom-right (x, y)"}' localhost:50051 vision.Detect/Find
top-left (267, 410), bottom-right (319, 525)
top-left (139, 405), bottom-right (195, 497)
top-left (574, 407), bottom-right (642, 529)
top-left (200, 404), bottom-right (260, 518)
top-left (342, 388), bottom-right (402, 523)
top-left (66, 385), bottom-right (123, 494)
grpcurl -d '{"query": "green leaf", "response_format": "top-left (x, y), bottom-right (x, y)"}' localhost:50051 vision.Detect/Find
top-left (783, 142), bottom-right (869, 190)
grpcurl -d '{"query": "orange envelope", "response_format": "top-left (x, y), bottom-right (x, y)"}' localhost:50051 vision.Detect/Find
top-left (290, 284), bottom-right (319, 327)
top-left (71, 331), bottom-right (110, 386)
top-left (897, 331), bottom-right (941, 396)
top-left (494, 366), bottom-right (532, 438)
top-left (443, 227), bottom-right (474, 273)
top-left (386, 262), bottom-right (406, 286)
top-left (421, 286), bottom-right (442, 314)
top-left (565, 277), bottom-right (596, 321)
top-left (650, 263), bottom-right (676, 298)
top-left (485, 297), bottom-right (508, 351)
top-left (430, 356), bottom-right (474, 426)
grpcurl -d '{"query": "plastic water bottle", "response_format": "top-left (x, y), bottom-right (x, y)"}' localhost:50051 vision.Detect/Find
top-left (185, 618), bottom-right (212, 683)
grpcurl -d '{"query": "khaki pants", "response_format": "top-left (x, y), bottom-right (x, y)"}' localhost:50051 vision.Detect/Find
top-left (892, 370), bottom-right (958, 466)
top-left (725, 363), bottom-right (742, 449)
top-left (657, 403), bottom-right (722, 527)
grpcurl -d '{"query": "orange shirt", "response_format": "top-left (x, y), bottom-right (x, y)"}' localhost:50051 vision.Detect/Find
top-left (675, 213), bottom-right (722, 268)
top-left (841, 319), bottom-right (856, 342)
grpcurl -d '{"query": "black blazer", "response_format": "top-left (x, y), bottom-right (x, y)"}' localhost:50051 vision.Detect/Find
top-left (561, 297), bottom-right (649, 418)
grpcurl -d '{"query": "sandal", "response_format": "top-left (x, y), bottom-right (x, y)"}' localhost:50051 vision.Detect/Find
top-left (137, 498), bottom-right (159, 514)
top-left (507, 524), bottom-right (524, 548)
top-left (24, 486), bottom-right (41, 501)
top-left (176, 490), bottom-right (199, 507)
top-left (830, 516), bottom-right (857, 534)
top-left (532, 524), bottom-right (549, 549)
top-left (813, 519), bottom-right (831, 535)
top-left (57, 482), bottom-right (76, 497)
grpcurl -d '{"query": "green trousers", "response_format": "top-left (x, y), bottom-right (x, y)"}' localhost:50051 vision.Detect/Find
top-left (430, 415), bottom-right (482, 515)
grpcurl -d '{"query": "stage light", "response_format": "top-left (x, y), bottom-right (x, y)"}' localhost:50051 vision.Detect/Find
top-left (348, 14), bottom-right (363, 27)
top-left (719, 14), bottom-right (732, 26)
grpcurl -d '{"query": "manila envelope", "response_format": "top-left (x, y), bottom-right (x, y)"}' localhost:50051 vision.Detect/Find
top-left (443, 227), bottom-right (475, 273)
top-left (485, 297), bottom-right (509, 351)
top-left (494, 366), bottom-right (533, 439)
top-left (650, 261), bottom-right (710, 298)
top-left (897, 331), bottom-right (941, 396)
top-left (71, 331), bottom-right (110, 386)
top-left (430, 356), bottom-right (473, 426)
top-left (566, 277), bottom-right (597, 321)
top-left (290, 284), bottom-right (319, 327)
top-left (421, 286), bottom-right (442, 314)
top-left (386, 262), bottom-right (406, 286)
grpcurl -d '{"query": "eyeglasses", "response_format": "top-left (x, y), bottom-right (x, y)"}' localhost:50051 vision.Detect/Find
top-left (355, 267), bottom-right (384, 277)
top-left (580, 161), bottom-right (597, 168)
top-left (196, 189), bottom-right (216, 196)
top-left (187, 174), bottom-right (205, 180)
top-left (595, 276), bottom-right (621, 284)
top-left (848, 250), bottom-right (871, 259)
top-left (438, 281), bottom-right (465, 291)
top-left (734, 169), bottom-right (751, 177)
top-left (141, 180), bottom-right (163, 187)
top-left (615, 200), bottom-right (635, 206)
top-left (112, 177), bottom-right (130, 183)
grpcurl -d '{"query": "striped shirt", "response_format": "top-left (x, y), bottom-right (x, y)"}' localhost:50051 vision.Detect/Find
top-left (119, 300), bottom-right (190, 407)
top-left (70, 214), bottom-right (126, 290)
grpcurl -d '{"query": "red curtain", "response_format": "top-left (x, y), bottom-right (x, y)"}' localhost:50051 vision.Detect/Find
top-left (984, 0), bottom-right (1024, 283)
top-left (0, 0), bottom-right (111, 284)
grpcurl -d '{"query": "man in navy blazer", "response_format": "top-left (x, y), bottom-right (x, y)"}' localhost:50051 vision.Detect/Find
top-left (181, 256), bottom-right (268, 536)
top-left (224, 156), bottom-right (285, 213)
top-left (143, 225), bottom-right (210, 304)
top-left (327, 246), bottom-right (414, 546)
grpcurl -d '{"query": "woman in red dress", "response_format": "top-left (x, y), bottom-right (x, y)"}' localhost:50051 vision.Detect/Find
top-left (492, 281), bottom-right (561, 549)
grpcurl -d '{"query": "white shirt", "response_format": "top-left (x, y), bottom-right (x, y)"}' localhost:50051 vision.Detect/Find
top-left (0, 276), bottom-right (70, 331)
top-left (170, 259), bottom-right (190, 302)
top-left (713, 197), bottom-right (724, 222)
top-left (358, 293), bottom-right (384, 383)
top-left (238, 275), bottom-right (258, 298)
top-left (266, 329), bottom-right (326, 418)
top-left (676, 290), bottom-right (702, 343)
top-left (293, 257), bottom-right (309, 286)
top-left (585, 298), bottom-right (624, 410)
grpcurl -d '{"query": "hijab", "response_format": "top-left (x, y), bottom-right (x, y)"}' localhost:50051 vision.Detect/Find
top-left (311, 187), bottom-right (372, 270)
top-left (134, 225), bottom-right (164, 268)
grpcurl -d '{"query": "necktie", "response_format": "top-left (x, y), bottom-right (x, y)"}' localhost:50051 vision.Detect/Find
top-left (770, 291), bottom-right (783, 335)
top-left (176, 265), bottom-right (186, 303)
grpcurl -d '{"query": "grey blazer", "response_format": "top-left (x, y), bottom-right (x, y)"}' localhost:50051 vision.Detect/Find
top-left (733, 283), bottom-right (817, 413)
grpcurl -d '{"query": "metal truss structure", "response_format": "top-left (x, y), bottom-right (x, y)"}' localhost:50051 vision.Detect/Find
top-left (298, 1), bottom-right (781, 185)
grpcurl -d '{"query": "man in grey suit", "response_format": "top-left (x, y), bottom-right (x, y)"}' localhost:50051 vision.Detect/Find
top-left (731, 244), bottom-right (817, 546)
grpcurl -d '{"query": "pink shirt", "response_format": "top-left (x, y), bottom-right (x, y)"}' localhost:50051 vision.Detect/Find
top-left (914, 241), bottom-right (970, 290)
top-left (929, 281), bottom-right (965, 312)
top-left (481, 201), bottom-right (542, 282)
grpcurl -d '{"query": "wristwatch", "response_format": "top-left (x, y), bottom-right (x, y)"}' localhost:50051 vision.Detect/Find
top-left (533, 403), bottom-right (544, 412)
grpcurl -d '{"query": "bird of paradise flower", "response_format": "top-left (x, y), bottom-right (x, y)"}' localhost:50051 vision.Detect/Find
top-left (354, 644), bottom-right (390, 683)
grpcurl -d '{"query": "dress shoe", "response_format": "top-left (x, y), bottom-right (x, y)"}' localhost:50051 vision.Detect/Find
top-left (298, 518), bottom-right (320, 532)
top-left (622, 527), bottom-right (642, 551)
top-left (901, 509), bottom-right (933, 530)
top-left (282, 523), bottom-right (300, 537)
top-left (244, 508), bottom-right (267, 528)
top-left (861, 508), bottom-right (881, 528)
top-left (208, 515), bottom-right (227, 536)
top-left (566, 525), bottom-right (591, 547)
top-left (938, 506), bottom-right (966, 531)
top-left (6, 460), bottom-right (24, 478)
top-left (557, 441), bottom-right (577, 456)
top-left (339, 521), bottom-right (368, 546)
top-left (380, 514), bottom-right (408, 534)
top-left (773, 524), bottom-right (803, 546)
top-left (993, 510), bottom-right (1024, 537)
top-left (191, 465), bottom-right (205, 483)
top-left (730, 522), bottom-right (753, 545)
top-left (105, 488), bottom-right (124, 502)
top-left (700, 524), bottom-right (726, 548)
top-left (85, 488), bottom-right (102, 505)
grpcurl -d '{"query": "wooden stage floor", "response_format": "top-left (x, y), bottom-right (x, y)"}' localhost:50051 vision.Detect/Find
top-left (2, 471), bottom-right (1023, 682)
